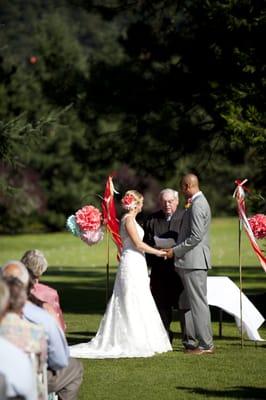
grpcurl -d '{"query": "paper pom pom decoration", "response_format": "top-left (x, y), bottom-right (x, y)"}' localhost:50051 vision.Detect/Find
top-left (66, 205), bottom-right (104, 246)
top-left (81, 228), bottom-right (104, 246)
top-left (75, 205), bottom-right (102, 231)
top-left (66, 215), bottom-right (81, 237)
top-left (248, 214), bottom-right (266, 240)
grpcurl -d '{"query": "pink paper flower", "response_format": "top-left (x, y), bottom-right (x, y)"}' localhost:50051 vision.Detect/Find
top-left (121, 194), bottom-right (136, 210)
top-left (81, 228), bottom-right (104, 246)
top-left (248, 214), bottom-right (266, 240)
top-left (75, 205), bottom-right (102, 231)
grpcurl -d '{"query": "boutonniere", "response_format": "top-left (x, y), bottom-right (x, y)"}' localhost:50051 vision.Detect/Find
top-left (185, 198), bottom-right (192, 209)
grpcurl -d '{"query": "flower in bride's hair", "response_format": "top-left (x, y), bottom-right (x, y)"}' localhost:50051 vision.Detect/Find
top-left (75, 205), bottom-right (102, 231)
top-left (121, 194), bottom-right (137, 210)
top-left (66, 215), bottom-right (81, 237)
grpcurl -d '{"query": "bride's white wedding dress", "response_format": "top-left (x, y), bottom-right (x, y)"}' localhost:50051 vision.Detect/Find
top-left (69, 216), bottom-right (172, 358)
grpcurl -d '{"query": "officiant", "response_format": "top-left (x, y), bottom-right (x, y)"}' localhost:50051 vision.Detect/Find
top-left (144, 188), bottom-right (185, 342)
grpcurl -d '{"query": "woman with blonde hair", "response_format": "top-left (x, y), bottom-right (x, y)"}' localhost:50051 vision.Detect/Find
top-left (0, 277), bottom-right (47, 400)
top-left (70, 190), bottom-right (172, 358)
top-left (21, 249), bottom-right (66, 331)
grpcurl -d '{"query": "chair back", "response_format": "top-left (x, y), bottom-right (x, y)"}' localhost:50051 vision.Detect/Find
top-left (29, 353), bottom-right (48, 400)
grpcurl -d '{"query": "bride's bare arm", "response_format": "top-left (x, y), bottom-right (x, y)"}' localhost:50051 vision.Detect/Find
top-left (124, 216), bottom-right (166, 257)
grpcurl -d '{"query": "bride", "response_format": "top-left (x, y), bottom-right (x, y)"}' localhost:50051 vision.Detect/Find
top-left (70, 190), bottom-right (172, 358)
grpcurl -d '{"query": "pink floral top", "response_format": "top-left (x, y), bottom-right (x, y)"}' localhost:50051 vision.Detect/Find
top-left (31, 282), bottom-right (66, 331)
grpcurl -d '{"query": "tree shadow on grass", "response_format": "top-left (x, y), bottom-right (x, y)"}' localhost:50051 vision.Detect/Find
top-left (40, 266), bottom-right (115, 314)
top-left (40, 265), bottom-right (265, 317)
top-left (209, 266), bottom-right (266, 291)
top-left (39, 265), bottom-right (266, 345)
top-left (175, 386), bottom-right (266, 399)
top-left (66, 332), bottom-right (97, 345)
top-left (45, 266), bottom-right (116, 279)
top-left (55, 283), bottom-right (113, 314)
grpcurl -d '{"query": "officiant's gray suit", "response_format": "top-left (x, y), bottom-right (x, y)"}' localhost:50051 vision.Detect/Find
top-left (173, 192), bottom-right (213, 349)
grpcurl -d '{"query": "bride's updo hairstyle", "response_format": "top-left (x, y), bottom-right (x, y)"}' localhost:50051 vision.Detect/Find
top-left (121, 190), bottom-right (143, 211)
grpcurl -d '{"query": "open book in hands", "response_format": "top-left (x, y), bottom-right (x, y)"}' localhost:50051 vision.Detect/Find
top-left (154, 236), bottom-right (175, 249)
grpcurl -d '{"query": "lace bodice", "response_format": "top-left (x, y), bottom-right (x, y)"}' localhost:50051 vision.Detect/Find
top-left (120, 216), bottom-right (144, 252)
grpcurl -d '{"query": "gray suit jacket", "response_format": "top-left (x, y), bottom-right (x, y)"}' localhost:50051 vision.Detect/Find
top-left (173, 192), bottom-right (211, 270)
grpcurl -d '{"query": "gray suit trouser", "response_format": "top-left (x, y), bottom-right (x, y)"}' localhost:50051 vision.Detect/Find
top-left (177, 268), bottom-right (213, 349)
top-left (48, 358), bottom-right (83, 400)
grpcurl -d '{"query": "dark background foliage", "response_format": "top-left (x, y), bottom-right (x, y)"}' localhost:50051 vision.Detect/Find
top-left (0, 0), bottom-right (265, 232)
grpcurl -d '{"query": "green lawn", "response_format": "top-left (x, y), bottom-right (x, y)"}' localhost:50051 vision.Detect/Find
top-left (1, 217), bottom-right (266, 400)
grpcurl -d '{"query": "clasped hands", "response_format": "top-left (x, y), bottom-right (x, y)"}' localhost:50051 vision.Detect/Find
top-left (158, 248), bottom-right (174, 259)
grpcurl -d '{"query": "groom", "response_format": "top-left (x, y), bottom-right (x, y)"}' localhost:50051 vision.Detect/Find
top-left (166, 174), bottom-right (214, 354)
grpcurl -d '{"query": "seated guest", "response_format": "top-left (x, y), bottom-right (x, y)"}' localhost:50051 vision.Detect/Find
top-left (0, 373), bottom-right (6, 400)
top-left (0, 280), bottom-right (37, 400)
top-left (0, 276), bottom-right (47, 400)
top-left (21, 249), bottom-right (66, 331)
top-left (0, 337), bottom-right (38, 400)
top-left (1, 260), bottom-right (83, 400)
top-left (0, 276), bottom-right (47, 364)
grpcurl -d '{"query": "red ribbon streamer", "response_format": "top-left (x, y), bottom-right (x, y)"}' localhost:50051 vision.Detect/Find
top-left (101, 175), bottom-right (123, 257)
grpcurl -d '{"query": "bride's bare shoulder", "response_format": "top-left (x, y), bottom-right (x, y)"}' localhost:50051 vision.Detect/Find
top-left (121, 213), bottom-right (134, 223)
top-left (122, 213), bottom-right (130, 219)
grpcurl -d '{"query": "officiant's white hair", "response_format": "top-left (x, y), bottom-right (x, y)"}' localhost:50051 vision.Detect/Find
top-left (159, 188), bottom-right (179, 200)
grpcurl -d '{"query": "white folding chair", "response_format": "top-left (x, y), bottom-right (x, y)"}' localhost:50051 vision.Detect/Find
top-left (29, 352), bottom-right (48, 400)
